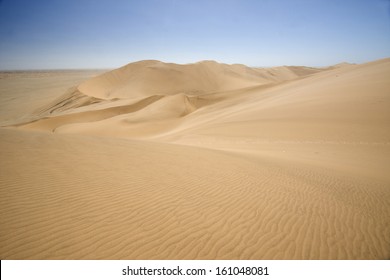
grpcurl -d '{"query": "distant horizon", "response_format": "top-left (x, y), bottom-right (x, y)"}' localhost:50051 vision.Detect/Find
top-left (2, 56), bottom-right (389, 72)
top-left (1, 0), bottom-right (389, 70)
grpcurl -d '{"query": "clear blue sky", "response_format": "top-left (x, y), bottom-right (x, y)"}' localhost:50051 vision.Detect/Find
top-left (0, 0), bottom-right (389, 70)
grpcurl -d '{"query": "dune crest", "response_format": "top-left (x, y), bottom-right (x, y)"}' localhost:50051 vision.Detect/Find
top-left (76, 60), bottom-right (325, 99)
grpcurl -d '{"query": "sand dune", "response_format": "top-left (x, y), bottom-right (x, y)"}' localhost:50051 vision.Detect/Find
top-left (0, 59), bottom-right (389, 259)
top-left (76, 60), bottom-right (325, 99)
top-left (0, 70), bottom-right (106, 126)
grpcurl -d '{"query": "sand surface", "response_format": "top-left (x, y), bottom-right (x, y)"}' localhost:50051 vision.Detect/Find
top-left (0, 59), bottom-right (389, 259)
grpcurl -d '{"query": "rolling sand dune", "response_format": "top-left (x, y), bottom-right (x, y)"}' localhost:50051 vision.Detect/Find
top-left (0, 59), bottom-right (389, 259)
top-left (0, 70), bottom-right (106, 126)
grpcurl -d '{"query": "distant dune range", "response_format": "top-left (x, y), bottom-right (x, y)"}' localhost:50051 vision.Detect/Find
top-left (0, 58), bottom-right (389, 259)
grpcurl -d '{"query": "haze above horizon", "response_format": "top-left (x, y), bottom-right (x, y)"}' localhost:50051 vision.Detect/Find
top-left (0, 0), bottom-right (389, 70)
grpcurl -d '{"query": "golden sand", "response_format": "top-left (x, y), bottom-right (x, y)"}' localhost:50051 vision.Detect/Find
top-left (1, 59), bottom-right (389, 259)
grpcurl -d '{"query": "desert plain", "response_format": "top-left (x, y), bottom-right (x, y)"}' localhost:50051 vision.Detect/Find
top-left (0, 58), bottom-right (389, 259)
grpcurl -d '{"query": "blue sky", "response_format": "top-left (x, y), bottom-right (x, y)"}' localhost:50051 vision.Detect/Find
top-left (0, 0), bottom-right (389, 69)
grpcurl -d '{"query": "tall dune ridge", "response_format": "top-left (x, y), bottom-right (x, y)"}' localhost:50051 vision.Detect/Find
top-left (0, 58), bottom-right (389, 259)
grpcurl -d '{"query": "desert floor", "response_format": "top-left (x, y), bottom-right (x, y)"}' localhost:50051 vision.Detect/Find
top-left (0, 59), bottom-right (389, 259)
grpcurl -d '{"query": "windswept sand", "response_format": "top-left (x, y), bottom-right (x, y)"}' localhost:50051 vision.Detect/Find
top-left (0, 59), bottom-right (389, 259)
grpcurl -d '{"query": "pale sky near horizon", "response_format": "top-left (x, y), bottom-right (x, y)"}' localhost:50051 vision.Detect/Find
top-left (0, 0), bottom-right (389, 70)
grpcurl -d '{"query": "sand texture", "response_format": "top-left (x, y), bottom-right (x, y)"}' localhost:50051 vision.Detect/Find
top-left (0, 59), bottom-right (389, 259)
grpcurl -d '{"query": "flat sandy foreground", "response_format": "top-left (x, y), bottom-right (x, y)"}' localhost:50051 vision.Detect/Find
top-left (0, 59), bottom-right (389, 259)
